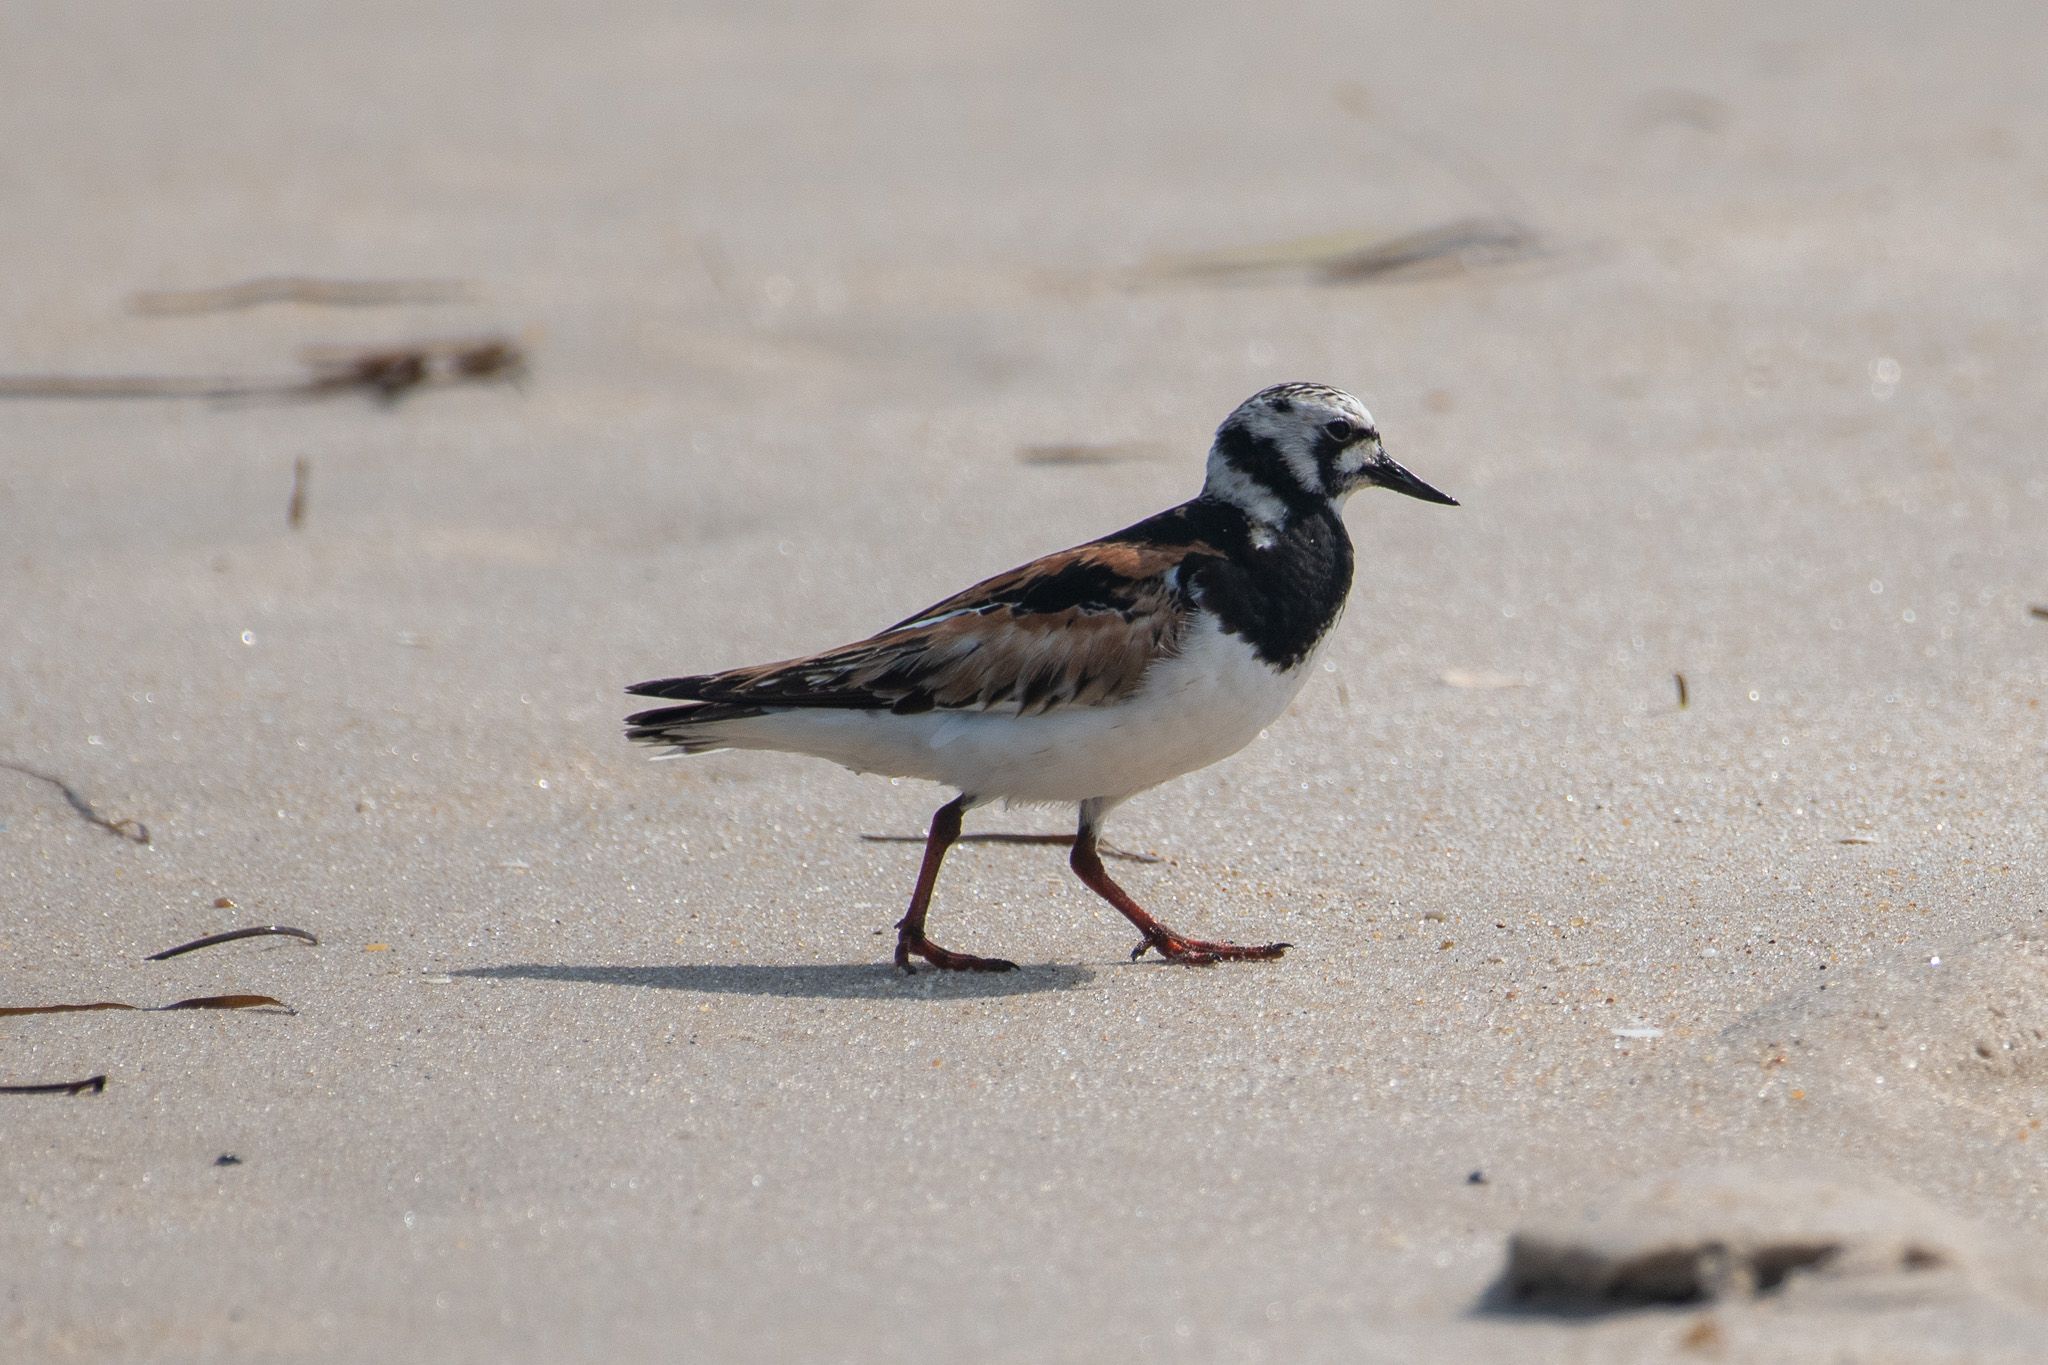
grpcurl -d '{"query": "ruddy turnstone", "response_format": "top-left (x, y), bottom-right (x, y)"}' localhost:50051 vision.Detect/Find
top-left (627, 382), bottom-right (1456, 971)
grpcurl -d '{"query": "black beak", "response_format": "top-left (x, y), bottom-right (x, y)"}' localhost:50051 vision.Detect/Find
top-left (1369, 453), bottom-right (1459, 506)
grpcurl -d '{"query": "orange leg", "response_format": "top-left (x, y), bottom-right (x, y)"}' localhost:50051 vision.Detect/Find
top-left (1069, 817), bottom-right (1289, 966)
top-left (893, 796), bottom-right (1017, 973)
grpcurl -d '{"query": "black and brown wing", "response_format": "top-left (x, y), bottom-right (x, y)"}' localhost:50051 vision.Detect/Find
top-left (625, 537), bottom-right (1217, 741)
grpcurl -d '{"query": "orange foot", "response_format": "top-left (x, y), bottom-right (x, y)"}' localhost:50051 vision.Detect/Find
top-left (1131, 934), bottom-right (1291, 966)
top-left (896, 935), bottom-right (1019, 973)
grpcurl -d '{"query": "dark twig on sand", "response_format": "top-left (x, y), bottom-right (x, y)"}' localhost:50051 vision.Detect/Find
top-left (0, 336), bottom-right (527, 407)
top-left (1674, 673), bottom-right (1690, 709)
top-left (146, 925), bottom-right (319, 962)
top-left (0, 1075), bottom-right (108, 1097)
top-left (0, 761), bottom-right (150, 844)
top-left (294, 336), bottom-right (527, 402)
top-left (287, 457), bottom-right (311, 529)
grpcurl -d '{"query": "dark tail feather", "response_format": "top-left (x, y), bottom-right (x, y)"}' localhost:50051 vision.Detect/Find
top-left (626, 675), bottom-right (713, 700)
top-left (624, 700), bottom-right (767, 750)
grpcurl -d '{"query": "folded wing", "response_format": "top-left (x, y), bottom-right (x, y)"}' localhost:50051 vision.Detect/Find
top-left (626, 539), bottom-right (1212, 734)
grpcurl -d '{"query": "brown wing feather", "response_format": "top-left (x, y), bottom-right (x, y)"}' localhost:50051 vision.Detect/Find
top-left (633, 540), bottom-right (1215, 716)
top-left (881, 541), bottom-right (1203, 632)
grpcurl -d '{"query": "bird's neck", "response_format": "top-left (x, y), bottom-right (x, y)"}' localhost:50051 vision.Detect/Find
top-left (1193, 487), bottom-right (1345, 554)
top-left (1181, 497), bottom-right (1356, 669)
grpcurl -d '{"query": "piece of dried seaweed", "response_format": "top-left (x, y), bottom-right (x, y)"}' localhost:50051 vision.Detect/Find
top-left (0, 994), bottom-right (291, 1017)
top-left (146, 926), bottom-right (318, 961)
top-left (0, 336), bottom-right (526, 406)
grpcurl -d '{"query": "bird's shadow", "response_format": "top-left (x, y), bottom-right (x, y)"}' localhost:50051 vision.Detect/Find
top-left (453, 960), bottom-right (1093, 1000)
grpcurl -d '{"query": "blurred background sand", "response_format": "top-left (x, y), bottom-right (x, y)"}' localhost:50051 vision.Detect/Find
top-left (3, 1), bottom-right (2046, 1359)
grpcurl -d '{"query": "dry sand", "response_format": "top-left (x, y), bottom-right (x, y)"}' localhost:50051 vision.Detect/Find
top-left (4, 2), bottom-right (2047, 1360)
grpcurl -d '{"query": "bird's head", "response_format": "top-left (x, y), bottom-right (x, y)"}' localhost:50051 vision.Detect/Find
top-left (1202, 382), bottom-right (1456, 532)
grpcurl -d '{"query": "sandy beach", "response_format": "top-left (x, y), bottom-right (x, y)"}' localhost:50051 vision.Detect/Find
top-left (4, 2), bottom-right (2046, 1359)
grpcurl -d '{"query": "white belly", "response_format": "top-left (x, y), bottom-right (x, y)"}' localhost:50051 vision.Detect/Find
top-left (714, 617), bottom-right (1316, 802)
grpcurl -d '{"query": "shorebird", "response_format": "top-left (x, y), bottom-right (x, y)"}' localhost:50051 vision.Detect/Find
top-left (627, 382), bottom-right (1456, 970)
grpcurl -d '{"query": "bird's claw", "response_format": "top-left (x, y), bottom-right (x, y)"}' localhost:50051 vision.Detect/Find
top-left (1132, 933), bottom-right (1290, 966)
top-left (896, 935), bottom-right (1018, 973)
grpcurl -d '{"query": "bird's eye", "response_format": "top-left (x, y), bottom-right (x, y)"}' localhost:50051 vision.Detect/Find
top-left (1323, 418), bottom-right (1358, 442)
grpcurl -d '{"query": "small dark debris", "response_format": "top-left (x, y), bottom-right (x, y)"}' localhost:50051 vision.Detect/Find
top-left (1749, 1241), bottom-right (1842, 1292)
top-left (301, 336), bottom-right (525, 403)
top-left (305, 347), bottom-right (424, 400)
top-left (1674, 672), bottom-right (1689, 709)
top-left (2029, 605), bottom-right (2048, 620)
top-left (449, 339), bottom-right (523, 380)
top-left (287, 457), bottom-right (310, 530)
top-left (0, 760), bottom-right (150, 843)
top-left (1468, 1170), bottom-right (1488, 1185)
top-left (0, 1074), bottom-right (107, 1096)
top-left (146, 925), bottom-right (318, 961)
top-left (1900, 1245), bottom-right (1948, 1270)
top-left (215, 1153), bottom-right (243, 1167)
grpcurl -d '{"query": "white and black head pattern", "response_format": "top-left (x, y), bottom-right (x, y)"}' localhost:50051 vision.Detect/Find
top-left (1202, 382), bottom-right (1455, 540)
